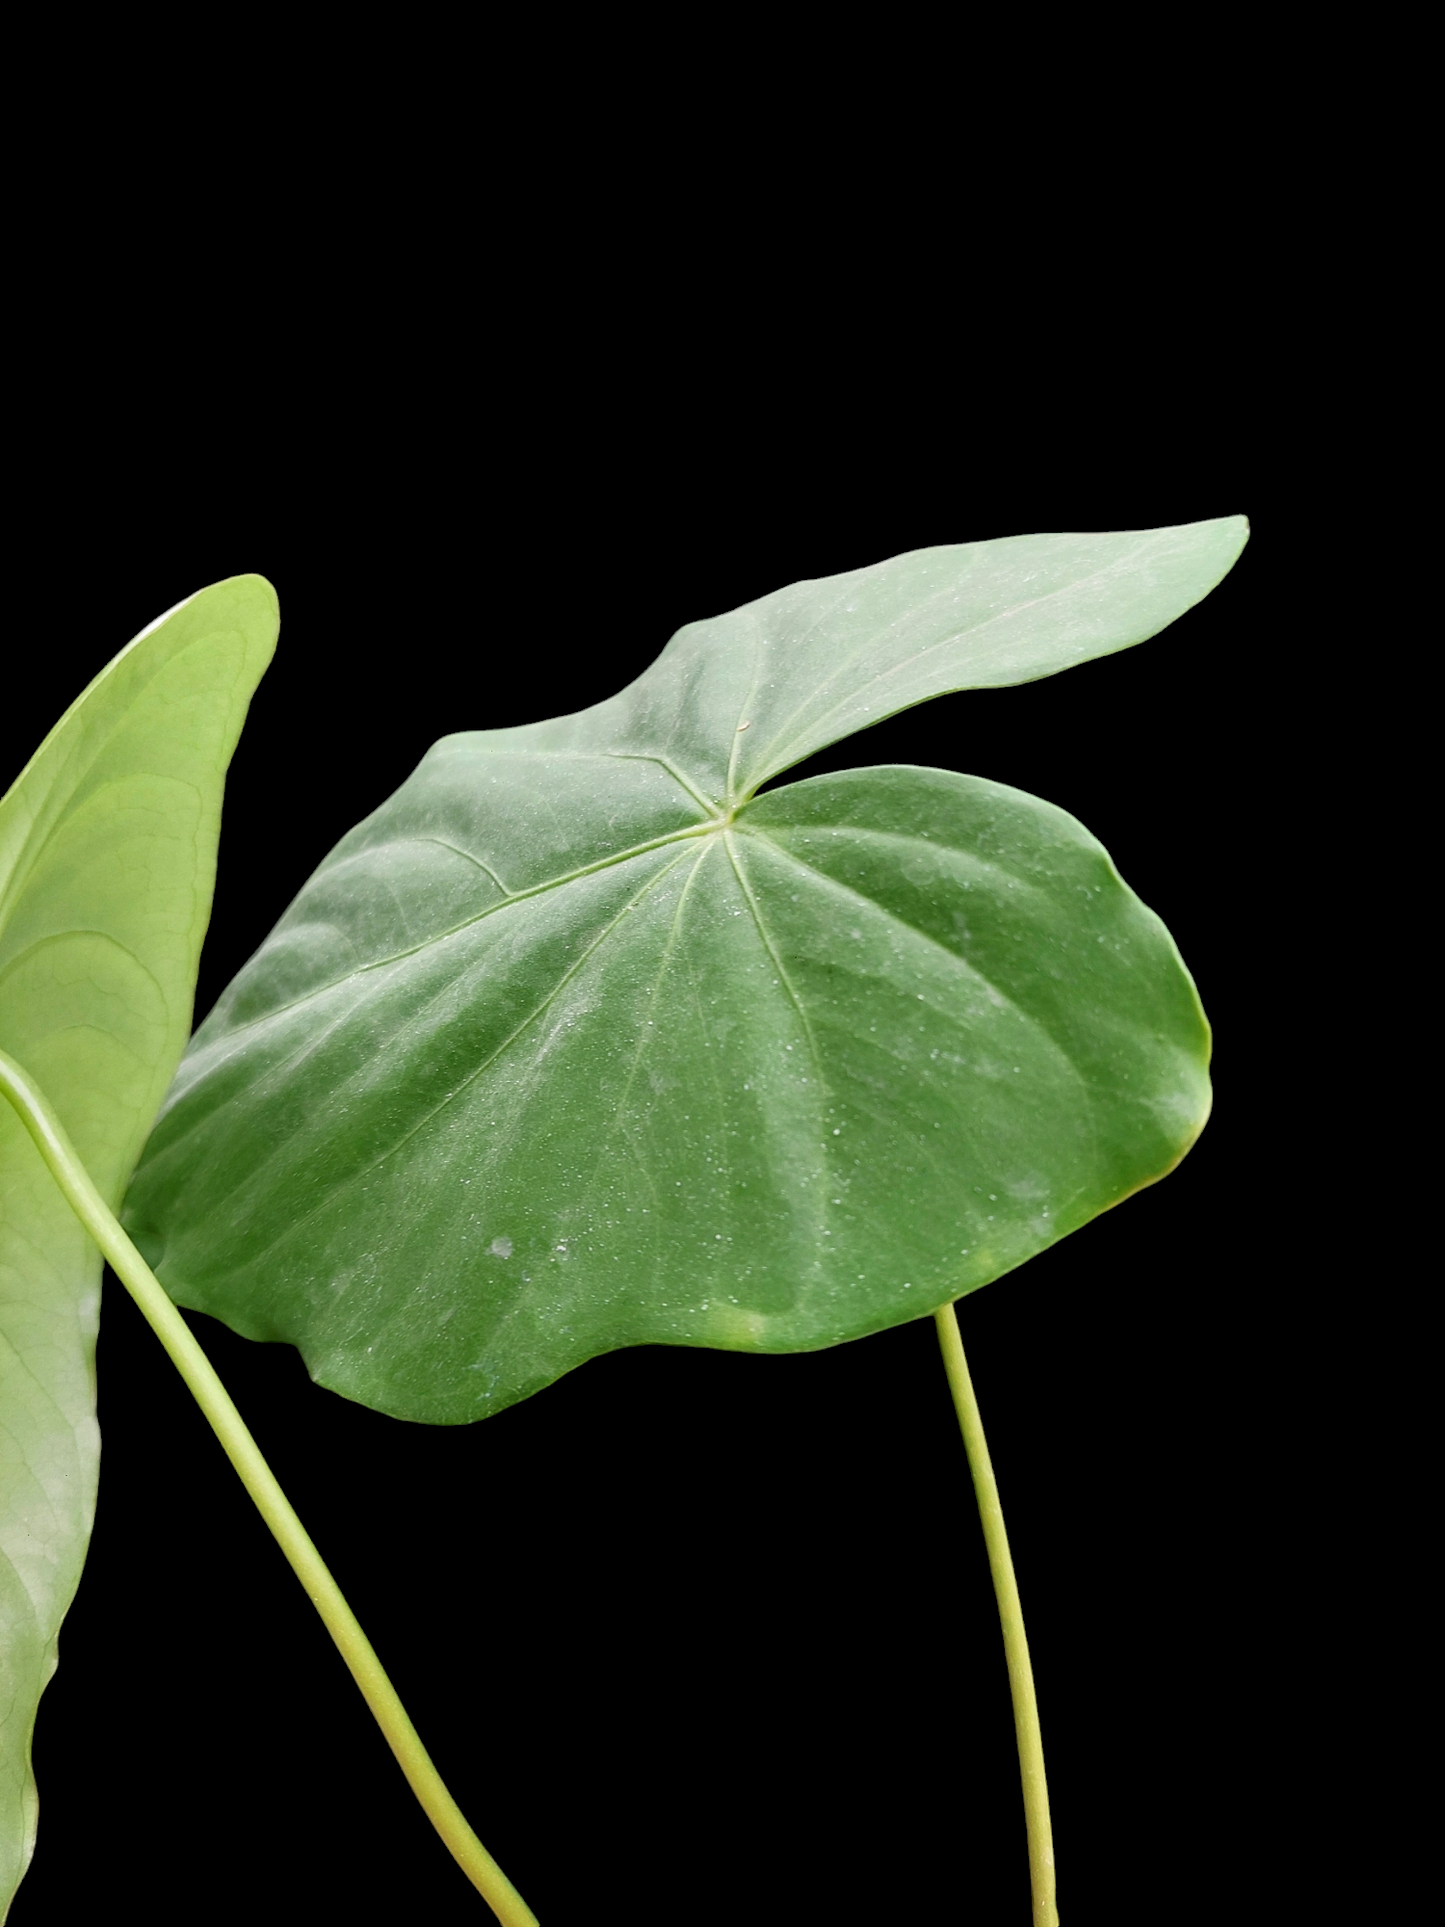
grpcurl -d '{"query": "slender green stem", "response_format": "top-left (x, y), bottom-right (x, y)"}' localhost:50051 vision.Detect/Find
top-left (934, 1302), bottom-right (1058, 1927)
top-left (1, 1049), bottom-right (537, 1927)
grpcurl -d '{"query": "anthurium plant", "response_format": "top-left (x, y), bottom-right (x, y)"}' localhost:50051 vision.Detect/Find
top-left (0, 517), bottom-right (1247, 1923)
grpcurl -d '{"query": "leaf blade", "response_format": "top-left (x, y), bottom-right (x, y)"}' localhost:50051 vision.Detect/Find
top-left (0, 578), bottom-right (276, 1913)
top-left (125, 525), bottom-right (1237, 1428)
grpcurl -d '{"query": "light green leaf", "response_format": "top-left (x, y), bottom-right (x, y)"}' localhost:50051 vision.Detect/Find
top-left (0, 580), bottom-right (276, 1914)
top-left (124, 521), bottom-right (1242, 1426)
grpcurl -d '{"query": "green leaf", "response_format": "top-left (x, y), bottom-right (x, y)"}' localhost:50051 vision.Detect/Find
top-left (124, 520), bottom-right (1243, 1426)
top-left (0, 580), bottom-right (276, 1914)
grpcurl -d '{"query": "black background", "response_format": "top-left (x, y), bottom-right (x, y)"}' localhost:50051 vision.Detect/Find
top-left (4, 349), bottom-right (1305, 1925)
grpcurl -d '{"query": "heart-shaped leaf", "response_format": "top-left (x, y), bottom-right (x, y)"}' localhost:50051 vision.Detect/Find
top-left (123, 521), bottom-right (1243, 1425)
top-left (0, 581), bottom-right (276, 1913)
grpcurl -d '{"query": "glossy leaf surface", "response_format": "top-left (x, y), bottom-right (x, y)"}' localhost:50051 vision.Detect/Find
top-left (125, 522), bottom-right (1243, 1424)
top-left (0, 581), bottom-right (276, 1913)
